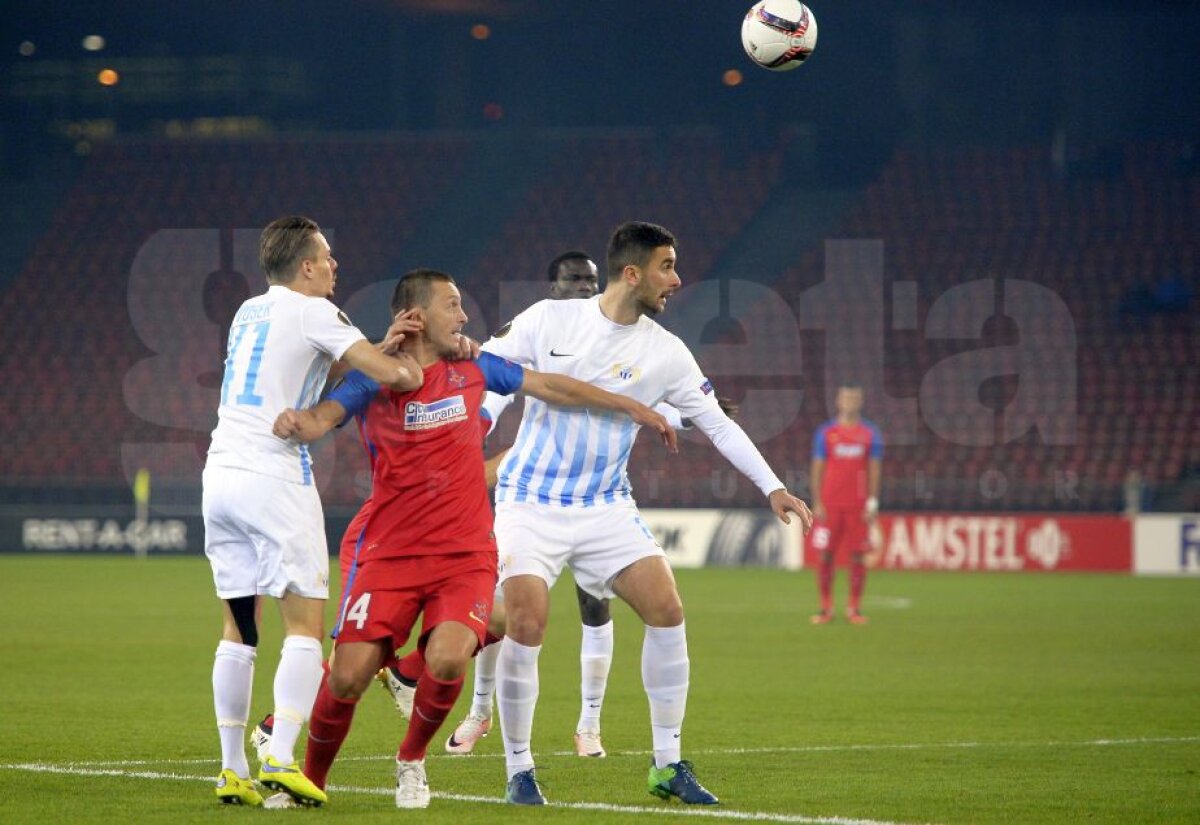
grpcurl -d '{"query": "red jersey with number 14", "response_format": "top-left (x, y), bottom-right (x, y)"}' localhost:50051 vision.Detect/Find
top-left (812, 418), bottom-right (883, 508)
top-left (327, 354), bottom-right (524, 561)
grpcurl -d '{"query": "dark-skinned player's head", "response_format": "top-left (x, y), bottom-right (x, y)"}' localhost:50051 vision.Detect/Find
top-left (547, 251), bottom-right (600, 300)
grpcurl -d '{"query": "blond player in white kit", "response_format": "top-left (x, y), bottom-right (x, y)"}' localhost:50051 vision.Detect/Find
top-left (482, 221), bottom-right (813, 806)
top-left (203, 216), bottom-right (423, 807)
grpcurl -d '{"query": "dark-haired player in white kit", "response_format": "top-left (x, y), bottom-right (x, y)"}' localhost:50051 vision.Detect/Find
top-left (438, 250), bottom-right (738, 760)
top-left (483, 222), bottom-right (813, 806)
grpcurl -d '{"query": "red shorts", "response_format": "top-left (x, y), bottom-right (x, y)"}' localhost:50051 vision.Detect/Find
top-left (810, 507), bottom-right (869, 561)
top-left (334, 551), bottom-right (497, 654)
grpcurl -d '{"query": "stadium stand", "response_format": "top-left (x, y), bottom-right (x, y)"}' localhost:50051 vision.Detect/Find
top-left (1, 135), bottom-right (1194, 512)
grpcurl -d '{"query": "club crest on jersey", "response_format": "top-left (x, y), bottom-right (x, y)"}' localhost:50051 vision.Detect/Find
top-left (446, 366), bottom-right (467, 388)
top-left (610, 363), bottom-right (641, 382)
top-left (404, 395), bottom-right (468, 430)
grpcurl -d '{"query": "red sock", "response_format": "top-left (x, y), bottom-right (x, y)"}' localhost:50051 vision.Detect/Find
top-left (396, 648), bottom-right (424, 683)
top-left (849, 553), bottom-right (866, 612)
top-left (304, 681), bottom-right (358, 790)
top-left (818, 552), bottom-right (834, 612)
top-left (397, 669), bottom-right (463, 762)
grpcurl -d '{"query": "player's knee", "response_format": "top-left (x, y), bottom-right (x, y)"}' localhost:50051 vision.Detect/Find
top-left (423, 647), bottom-right (470, 682)
top-left (504, 608), bottom-right (547, 645)
top-left (327, 665), bottom-right (369, 700)
top-left (644, 592), bottom-right (684, 627)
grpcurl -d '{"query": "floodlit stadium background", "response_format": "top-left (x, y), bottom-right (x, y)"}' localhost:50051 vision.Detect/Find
top-left (2, 4), bottom-right (1199, 824)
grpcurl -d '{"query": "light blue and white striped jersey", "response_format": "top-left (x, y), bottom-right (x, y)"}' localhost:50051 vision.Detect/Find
top-left (482, 296), bottom-right (721, 507)
top-left (207, 285), bottom-right (365, 485)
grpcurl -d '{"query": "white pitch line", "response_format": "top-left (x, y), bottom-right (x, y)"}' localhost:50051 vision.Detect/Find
top-left (58, 734), bottom-right (1200, 768)
top-left (863, 596), bottom-right (913, 609)
top-left (0, 761), bottom-right (925, 825)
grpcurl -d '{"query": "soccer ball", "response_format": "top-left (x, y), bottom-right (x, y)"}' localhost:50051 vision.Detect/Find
top-left (741, 0), bottom-right (818, 72)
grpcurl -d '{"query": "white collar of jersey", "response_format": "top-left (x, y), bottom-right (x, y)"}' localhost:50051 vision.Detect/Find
top-left (592, 294), bottom-right (643, 332)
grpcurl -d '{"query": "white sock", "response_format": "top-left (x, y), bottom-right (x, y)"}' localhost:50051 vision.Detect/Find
top-left (213, 640), bottom-right (256, 777)
top-left (496, 638), bottom-right (541, 779)
top-left (577, 620), bottom-right (613, 733)
top-left (471, 640), bottom-right (501, 719)
top-left (268, 635), bottom-right (324, 765)
top-left (642, 623), bottom-right (689, 769)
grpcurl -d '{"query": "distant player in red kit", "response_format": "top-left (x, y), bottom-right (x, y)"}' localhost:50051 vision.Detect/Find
top-left (809, 384), bottom-right (883, 625)
top-left (272, 269), bottom-right (674, 808)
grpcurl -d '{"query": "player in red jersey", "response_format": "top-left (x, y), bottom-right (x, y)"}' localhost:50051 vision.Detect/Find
top-left (250, 396), bottom-right (503, 770)
top-left (272, 269), bottom-right (675, 808)
top-left (809, 384), bottom-right (883, 625)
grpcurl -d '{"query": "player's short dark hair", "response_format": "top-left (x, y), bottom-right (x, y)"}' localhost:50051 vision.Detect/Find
top-left (837, 382), bottom-right (863, 391)
top-left (391, 268), bottom-right (455, 314)
top-left (259, 215), bottom-right (321, 283)
top-left (547, 250), bottom-right (594, 281)
top-left (606, 222), bottom-right (676, 280)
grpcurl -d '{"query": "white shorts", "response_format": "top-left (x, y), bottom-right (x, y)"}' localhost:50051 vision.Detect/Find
top-left (494, 499), bottom-right (663, 600)
top-left (202, 466), bottom-right (330, 600)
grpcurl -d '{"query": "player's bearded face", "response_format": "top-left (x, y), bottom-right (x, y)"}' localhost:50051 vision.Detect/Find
top-left (634, 246), bottom-right (681, 316)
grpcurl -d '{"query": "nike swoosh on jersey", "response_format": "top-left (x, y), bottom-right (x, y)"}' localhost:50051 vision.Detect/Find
top-left (549, 349), bottom-right (574, 357)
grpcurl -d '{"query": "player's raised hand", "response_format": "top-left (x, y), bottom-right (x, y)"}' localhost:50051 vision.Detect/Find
top-left (768, 489), bottom-right (814, 532)
top-left (628, 405), bottom-right (679, 453)
top-left (380, 309), bottom-right (423, 354)
top-left (449, 334), bottom-right (481, 361)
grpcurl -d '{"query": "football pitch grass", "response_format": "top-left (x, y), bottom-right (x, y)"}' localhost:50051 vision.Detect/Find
top-left (1, 556), bottom-right (1197, 824)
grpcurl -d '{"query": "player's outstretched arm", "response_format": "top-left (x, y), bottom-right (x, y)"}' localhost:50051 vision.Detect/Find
top-left (520, 370), bottom-right (678, 452)
top-left (340, 339), bottom-right (424, 391)
top-left (687, 407), bottom-right (812, 531)
top-left (273, 399), bottom-right (348, 444)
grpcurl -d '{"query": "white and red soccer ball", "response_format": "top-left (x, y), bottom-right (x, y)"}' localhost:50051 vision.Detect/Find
top-left (741, 0), bottom-right (818, 72)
